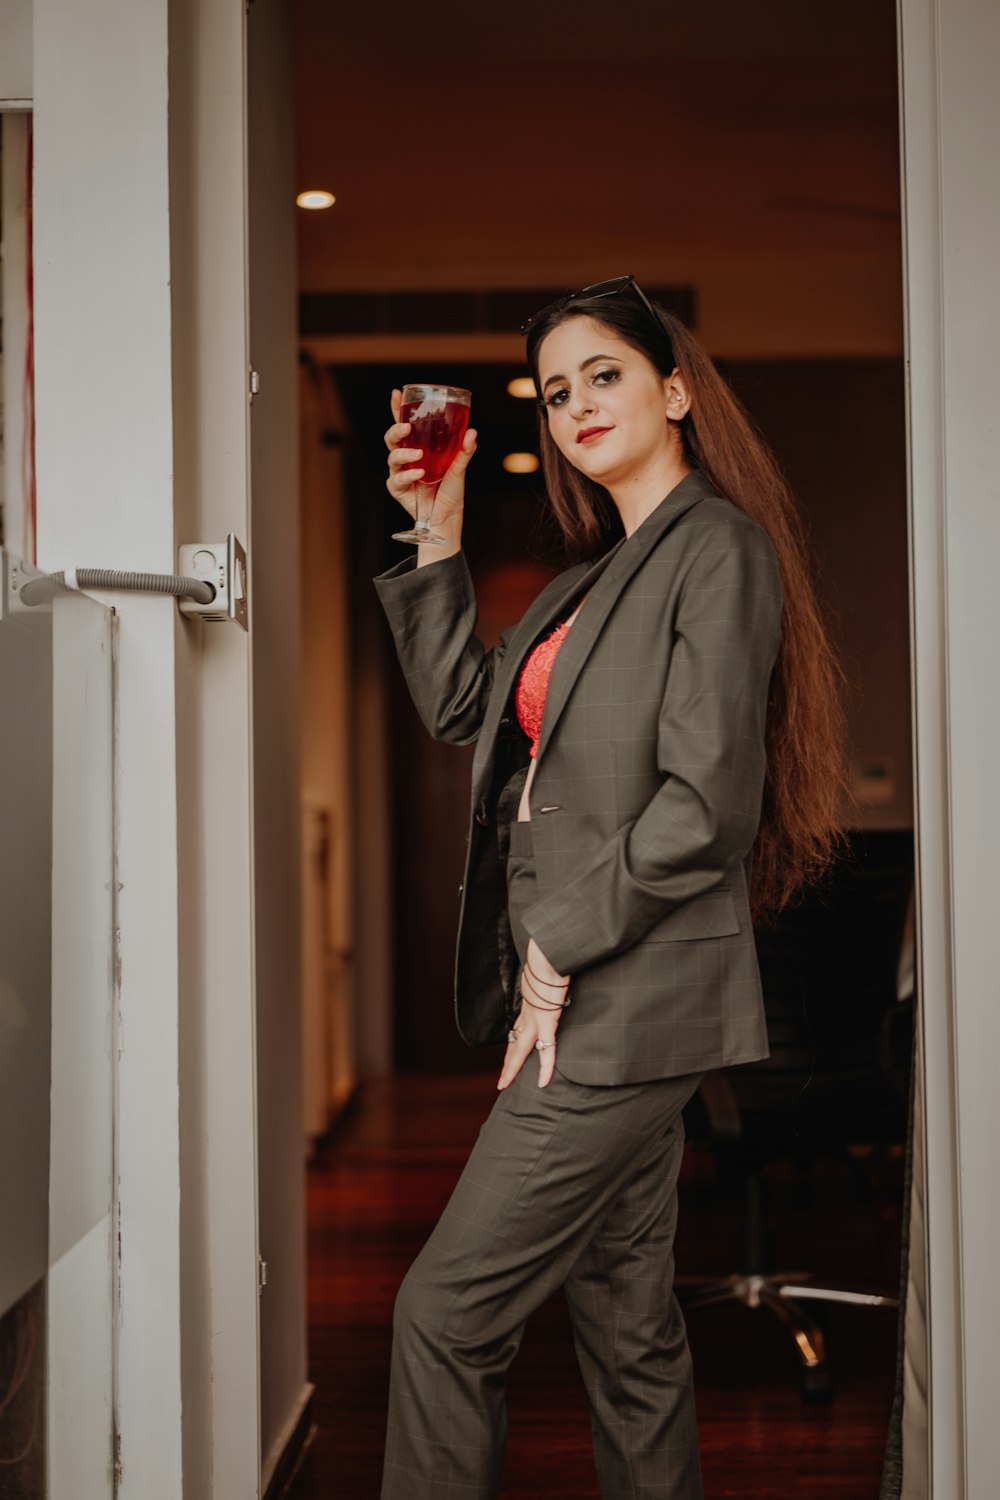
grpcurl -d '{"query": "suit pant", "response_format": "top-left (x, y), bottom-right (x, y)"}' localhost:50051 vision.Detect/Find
top-left (381, 771), bottom-right (706, 1500)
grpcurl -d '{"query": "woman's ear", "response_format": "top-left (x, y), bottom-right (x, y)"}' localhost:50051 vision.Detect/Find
top-left (664, 369), bottom-right (691, 422)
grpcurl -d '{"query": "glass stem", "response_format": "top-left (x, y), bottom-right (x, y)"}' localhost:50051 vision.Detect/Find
top-left (414, 481), bottom-right (438, 532)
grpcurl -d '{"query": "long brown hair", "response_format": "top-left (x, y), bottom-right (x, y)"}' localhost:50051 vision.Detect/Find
top-left (524, 292), bottom-right (854, 922)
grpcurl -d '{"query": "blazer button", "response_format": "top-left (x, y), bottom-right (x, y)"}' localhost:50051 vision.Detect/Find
top-left (498, 715), bottom-right (511, 727)
top-left (474, 802), bottom-right (490, 827)
top-left (457, 882), bottom-right (464, 896)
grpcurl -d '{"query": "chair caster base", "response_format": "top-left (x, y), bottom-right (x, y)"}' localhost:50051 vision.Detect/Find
top-left (675, 1270), bottom-right (898, 1403)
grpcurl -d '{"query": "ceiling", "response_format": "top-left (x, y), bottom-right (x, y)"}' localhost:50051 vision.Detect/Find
top-left (292, 0), bottom-right (903, 357)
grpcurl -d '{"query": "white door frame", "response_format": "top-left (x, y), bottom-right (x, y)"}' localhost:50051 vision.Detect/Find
top-left (898, 0), bottom-right (1000, 1494)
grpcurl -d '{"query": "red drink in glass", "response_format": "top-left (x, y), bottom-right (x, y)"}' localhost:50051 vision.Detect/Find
top-left (400, 394), bottom-right (471, 486)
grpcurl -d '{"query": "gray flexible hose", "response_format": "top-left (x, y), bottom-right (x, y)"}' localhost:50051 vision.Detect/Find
top-left (17, 569), bottom-right (215, 607)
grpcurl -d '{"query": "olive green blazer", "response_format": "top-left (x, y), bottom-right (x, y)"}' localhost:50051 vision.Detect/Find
top-left (373, 469), bottom-right (784, 1085)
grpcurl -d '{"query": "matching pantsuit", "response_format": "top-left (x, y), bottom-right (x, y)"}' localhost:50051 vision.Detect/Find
top-left (373, 471), bottom-right (785, 1498)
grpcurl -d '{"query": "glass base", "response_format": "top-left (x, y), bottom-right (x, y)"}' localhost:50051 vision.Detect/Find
top-left (391, 527), bottom-right (449, 545)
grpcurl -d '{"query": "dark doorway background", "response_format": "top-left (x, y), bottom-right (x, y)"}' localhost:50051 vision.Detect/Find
top-left (294, 0), bottom-right (908, 1072)
top-left (290, 4), bottom-right (916, 1495)
top-left (336, 355), bottom-right (908, 1073)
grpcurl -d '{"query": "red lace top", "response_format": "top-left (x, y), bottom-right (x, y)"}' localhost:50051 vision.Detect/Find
top-left (515, 600), bottom-right (585, 757)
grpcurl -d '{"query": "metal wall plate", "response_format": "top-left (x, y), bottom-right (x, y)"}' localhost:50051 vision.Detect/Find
top-left (177, 534), bottom-right (249, 630)
top-left (0, 554), bottom-right (52, 621)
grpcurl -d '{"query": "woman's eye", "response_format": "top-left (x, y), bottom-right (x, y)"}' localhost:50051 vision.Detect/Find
top-left (545, 368), bottom-right (620, 408)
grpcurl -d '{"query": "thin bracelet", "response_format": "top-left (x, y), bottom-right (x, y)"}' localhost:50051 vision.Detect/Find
top-left (520, 976), bottom-right (566, 1011)
top-left (521, 969), bottom-right (571, 1009)
top-left (523, 968), bottom-right (569, 1006)
top-left (521, 990), bottom-right (568, 1013)
top-left (525, 958), bottom-right (570, 992)
top-left (521, 973), bottom-right (564, 1009)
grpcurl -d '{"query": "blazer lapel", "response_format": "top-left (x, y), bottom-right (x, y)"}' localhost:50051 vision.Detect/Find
top-left (490, 546), bottom-right (622, 708)
top-left (473, 468), bottom-right (715, 796)
top-left (471, 545), bottom-right (623, 789)
top-left (533, 470), bottom-right (714, 767)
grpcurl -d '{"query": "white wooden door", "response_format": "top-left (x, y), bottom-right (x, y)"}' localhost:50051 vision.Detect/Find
top-left (0, 551), bottom-right (116, 1499)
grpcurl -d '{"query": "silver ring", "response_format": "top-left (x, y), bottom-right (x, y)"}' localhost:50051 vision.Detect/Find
top-left (507, 1027), bottom-right (523, 1043)
top-left (534, 1039), bottom-right (556, 1051)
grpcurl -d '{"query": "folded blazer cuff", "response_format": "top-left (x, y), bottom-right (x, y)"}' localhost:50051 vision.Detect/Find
top-left (372, 545), bottom-right (471, 591)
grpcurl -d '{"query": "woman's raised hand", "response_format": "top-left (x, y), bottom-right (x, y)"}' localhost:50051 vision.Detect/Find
top-left (384, 387), bottom-right (477, 533)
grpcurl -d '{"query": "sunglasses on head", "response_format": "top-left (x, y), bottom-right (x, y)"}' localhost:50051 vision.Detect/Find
top-left (518, 274), bottom-right (665, 340)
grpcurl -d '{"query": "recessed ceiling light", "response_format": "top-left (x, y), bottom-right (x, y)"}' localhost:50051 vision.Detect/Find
top-left (506, 377), bottom-right (537, 399)
top-left (503, 453), bottom-right (539, 475)
top-left (296, 190), bottom-right (336, 210)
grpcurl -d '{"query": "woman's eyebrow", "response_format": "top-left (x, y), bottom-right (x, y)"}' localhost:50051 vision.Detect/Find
top-left (540, 354), bottom-right (622, 394)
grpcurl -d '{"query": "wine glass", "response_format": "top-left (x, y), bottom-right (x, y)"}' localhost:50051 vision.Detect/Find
top-left (391, 383), bottom-right (472, 545)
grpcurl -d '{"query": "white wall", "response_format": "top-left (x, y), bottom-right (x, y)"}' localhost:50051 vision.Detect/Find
top-left (899, 0), bottom-right (1000, 1494)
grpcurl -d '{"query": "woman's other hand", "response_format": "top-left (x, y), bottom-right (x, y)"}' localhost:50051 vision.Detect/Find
top-left (384, 387), bottom-right (477, 533)
top-left (497, 938), bottom-right (570, 1090)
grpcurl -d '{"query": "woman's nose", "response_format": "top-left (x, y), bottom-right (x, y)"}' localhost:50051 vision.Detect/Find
top-left (567, 388), bottom-right (596, 419)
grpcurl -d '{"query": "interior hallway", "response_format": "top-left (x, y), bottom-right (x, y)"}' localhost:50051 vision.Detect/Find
top-left (288, 1074), bottom-right (902, 1498)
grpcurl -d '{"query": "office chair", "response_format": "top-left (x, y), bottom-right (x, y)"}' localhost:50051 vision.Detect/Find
top-left (678, 828), bottom-right (915, 1400)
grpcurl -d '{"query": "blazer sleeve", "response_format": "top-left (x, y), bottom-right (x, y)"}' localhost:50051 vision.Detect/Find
top-left (519, 520), bottom-right (784, 977)
top-left (372, 547), bottom-right (517, 746)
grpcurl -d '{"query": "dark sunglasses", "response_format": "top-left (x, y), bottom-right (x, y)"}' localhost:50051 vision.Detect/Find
top-left (518, 274), bottom-right (665, 340)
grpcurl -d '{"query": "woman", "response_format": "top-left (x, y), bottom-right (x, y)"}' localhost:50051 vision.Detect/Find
top-left (372, 275), bottom-right (849, 1499)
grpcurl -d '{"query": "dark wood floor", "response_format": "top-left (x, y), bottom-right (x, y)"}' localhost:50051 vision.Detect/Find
top-left (288, 1073), bottom-right (903, 1499)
